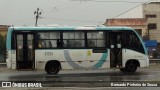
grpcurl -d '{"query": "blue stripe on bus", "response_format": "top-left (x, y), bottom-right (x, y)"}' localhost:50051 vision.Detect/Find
top-left (9, 26), bottom-right (133, 31)
top-left (6, 28), bottom-right (13, 50)
top-left (94, 51), bottom-right (108, 69)
top-left (11, 27), bottom-right (75, 31)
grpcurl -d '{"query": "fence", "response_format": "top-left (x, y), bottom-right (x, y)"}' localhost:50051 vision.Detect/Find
top-left (149, 59), bottom-right (160, 63)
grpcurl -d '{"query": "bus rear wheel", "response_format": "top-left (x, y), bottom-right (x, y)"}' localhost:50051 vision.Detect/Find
top-left (45, 61), bottom-right (61, 74)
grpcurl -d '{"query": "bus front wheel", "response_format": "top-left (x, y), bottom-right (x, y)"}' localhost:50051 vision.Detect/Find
top-left (125, 61), bottom-right (138, 72)
top-left (45, 61), bottom-right (61, 74)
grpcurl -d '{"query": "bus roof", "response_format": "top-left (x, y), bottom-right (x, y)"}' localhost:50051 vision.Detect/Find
top-left (8, 26), bottom-right (134, 31)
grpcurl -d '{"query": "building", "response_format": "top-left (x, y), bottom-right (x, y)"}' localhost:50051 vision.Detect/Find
top-left (0, 25), bottom-right (10, 37)
top-left (143, 0), bottom-right (160, 42)
top-left (104, 0), bottom-right (160, 42)
top-left (103, 0), bottom-right (160, 58)
top-left (104, 18), bottom-right (147, 38)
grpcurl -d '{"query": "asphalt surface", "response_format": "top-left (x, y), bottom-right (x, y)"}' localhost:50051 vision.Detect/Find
top-left (0, 64), bottom-right (160, 90)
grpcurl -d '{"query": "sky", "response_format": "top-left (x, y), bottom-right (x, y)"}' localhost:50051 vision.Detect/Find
top-left (0, 0), bottom-right (151, 26)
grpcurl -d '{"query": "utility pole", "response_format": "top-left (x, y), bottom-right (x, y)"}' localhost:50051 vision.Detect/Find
top-left (34, 8), bottom-right (41, 26)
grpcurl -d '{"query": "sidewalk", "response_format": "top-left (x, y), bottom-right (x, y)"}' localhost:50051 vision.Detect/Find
top-left (0, 64), bottom-right (14, 72)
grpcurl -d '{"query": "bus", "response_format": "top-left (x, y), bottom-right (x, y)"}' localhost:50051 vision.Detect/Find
top-left (6, 26), bottom-right (149, 74)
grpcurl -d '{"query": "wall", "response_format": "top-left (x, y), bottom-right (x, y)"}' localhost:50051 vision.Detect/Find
top-left (143, 2), bottom-right (160, 42)
top-left (104, 18), bottom-right (147, 37)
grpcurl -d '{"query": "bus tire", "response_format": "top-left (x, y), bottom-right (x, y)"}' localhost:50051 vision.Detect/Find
top-left (45, 60), bottom-right (61, 74)
top-left (125, 60), bottom-right (138, 72)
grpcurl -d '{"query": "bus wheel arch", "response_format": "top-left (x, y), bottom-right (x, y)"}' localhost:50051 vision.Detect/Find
top-left (45, 60), bottom-right (61, 74)
top-left (125, 59), bottom-right (140, 72)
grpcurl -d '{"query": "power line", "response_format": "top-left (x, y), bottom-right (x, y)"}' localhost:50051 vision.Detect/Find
top-left (93, 0), bottom-right (146, 3)
top-left (33, 0), bottom-right (150, 25)
top-left (70, 0), bottom-right (94, 2)
top-left (42, 3), bottom-right (81, 14)
top-left (43, 0), bottom-right (146, 14)
top-left (112, 0), bottom-right (150, 18)
top-left (113, 4), bottom-right (142, 18)
top-left (70, 0), bottom-right (147, 3)
top-left (53, 7), bottom-right (58, 12)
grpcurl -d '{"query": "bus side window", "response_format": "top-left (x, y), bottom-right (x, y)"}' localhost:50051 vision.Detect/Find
top-left (38, 32), bottom-right (60, 48)
top-left (87, 31), bottom-right (106, 48)
top-left (38, 39), bottom-right (46, 48)
top-left (63, 32), bottom-right (85, 48)
top-left (88, 40), bottom-right (96, 47)
top-left (49, 41), bottom-right (53, 48)
top-left (64, 40), bottom-right (73, 48)
top-left (37, 34), bottom-right (43, 48)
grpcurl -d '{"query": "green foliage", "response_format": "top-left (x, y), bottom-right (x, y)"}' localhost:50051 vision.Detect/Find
top-left (0, 34), bottom-right (6, 55)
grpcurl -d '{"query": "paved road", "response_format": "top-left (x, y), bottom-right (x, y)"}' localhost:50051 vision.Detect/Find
top-left (0, 64), bottom-right (160, 89)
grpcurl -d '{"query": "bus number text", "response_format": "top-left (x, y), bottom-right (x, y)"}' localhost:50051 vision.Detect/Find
top-left (45, 52), bottom-right (53, 56)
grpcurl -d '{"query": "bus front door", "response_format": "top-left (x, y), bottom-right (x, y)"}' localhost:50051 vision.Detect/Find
top-left (109, 32), bottom-right (122, 67)
top-left (16, 33), bottom-right (35, 70)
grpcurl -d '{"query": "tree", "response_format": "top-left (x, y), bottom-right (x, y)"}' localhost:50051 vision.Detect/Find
top-left (0, 34), bottom-right (6, 61)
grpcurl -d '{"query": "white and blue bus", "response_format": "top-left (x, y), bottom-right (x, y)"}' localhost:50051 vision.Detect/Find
top-left (6, 26), bottom-right (149, 74)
